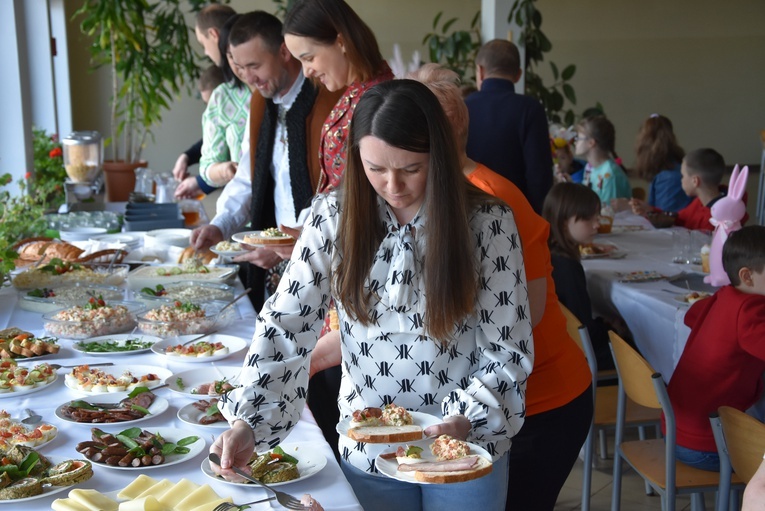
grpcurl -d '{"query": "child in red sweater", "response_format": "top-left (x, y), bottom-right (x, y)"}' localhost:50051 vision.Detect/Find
top-left (632, 148), bottom-right (747, 230)
top-left (667, 225), bottom-right (765, 471)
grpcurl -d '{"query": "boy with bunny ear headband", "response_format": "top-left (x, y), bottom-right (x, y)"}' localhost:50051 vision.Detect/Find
top-left (705, 164), bottom-right (749, 286)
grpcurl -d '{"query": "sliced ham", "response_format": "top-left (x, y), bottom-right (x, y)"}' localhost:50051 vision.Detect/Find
top-left (397, 455), bottom-right (480, 472)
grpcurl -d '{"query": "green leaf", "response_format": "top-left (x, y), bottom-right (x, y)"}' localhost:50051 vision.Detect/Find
top-left (161, 442), bottom-right (177, 455)
top-left (119, 427), bottom-right (143, 438)
top-left (565, 110), bottom-right (576, 127)
top-left (128, 386), bottom-right (151, 398)
top-left (563, 83), bottom-right (577, 104)
top-left (432, 11), bottom-right (443, 30)
top-left (561, 64), bottom-right (576, 81)
top-left (538, 32), bottom-right (553, 53)
top-left (442, 18), bottom-right (458, 34)
top-left (131, 404), bottom-right (151, 415)
top-left (177, 436), bottom-right (199, 447)
top-left (117, 434), bottom-right (140, 450)
top-left (19, 452), bottom-right (40, 475)
top-left (532, 9), bottom-right (542, 29)
top-left (550, 62), bottom-right (559, 80)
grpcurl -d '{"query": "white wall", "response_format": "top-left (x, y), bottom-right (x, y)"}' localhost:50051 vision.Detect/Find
top-left (65, 0), bottom-right (764, 175)
top-left (536, 0), bottom-right (765, 169)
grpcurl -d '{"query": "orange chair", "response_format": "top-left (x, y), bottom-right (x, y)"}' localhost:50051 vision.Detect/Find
top-left (609, 331), bottom-right (724, 511)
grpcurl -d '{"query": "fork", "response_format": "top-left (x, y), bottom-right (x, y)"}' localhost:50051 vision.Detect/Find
top-left (208, 453), bottom-right (304, 510)
top-left (212, 496), bottom-right (276, 511)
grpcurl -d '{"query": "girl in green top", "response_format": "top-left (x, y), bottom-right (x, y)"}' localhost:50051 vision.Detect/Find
top-left (575, 115), bottom-right (632, 203)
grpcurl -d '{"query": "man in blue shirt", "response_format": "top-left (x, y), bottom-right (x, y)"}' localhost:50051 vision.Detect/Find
top-left (466, 39), bottom-right (553, 213)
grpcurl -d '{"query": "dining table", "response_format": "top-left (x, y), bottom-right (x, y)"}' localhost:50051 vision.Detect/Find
top-left (0, 269), bottom-right (363, 510)
top-left (580, 212), bottom-right (716, 382)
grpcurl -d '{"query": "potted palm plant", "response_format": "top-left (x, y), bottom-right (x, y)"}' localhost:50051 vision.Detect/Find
top-left (74, 0), bottom-right (199, 201)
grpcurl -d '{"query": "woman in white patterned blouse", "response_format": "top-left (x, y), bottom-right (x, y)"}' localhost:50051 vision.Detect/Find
top-left (211, 80), bottom-right (533, 511)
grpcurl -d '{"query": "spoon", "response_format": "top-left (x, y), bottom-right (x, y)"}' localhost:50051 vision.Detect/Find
top-left (21, 409), bottom-right (42, 425)
top-left (218, 288), bottom-right (252, 315)
top-left (49, 362), bottom-right (114, 370)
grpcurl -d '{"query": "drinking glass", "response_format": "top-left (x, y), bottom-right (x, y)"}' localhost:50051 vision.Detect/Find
top-left (672, 229), bottom-right (692, 264)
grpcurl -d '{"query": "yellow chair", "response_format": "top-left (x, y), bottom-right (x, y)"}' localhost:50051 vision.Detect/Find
top-left (709, 406), bottom-right (762, 510)
top-left (609, 331), bottom-right (723, 511)
top-left (559, 304), bottom-right (660, 510)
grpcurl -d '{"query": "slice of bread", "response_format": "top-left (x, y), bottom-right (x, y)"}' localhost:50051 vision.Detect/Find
top-left (243, 230), bottom-right (295, 246)
top-left (413, 456), bottom-right (493, 484)
top-left (347, 424), bottom-right (423, 443)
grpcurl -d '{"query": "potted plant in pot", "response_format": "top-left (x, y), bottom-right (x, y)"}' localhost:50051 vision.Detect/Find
top-left (74, 0), bottom-right (199, 201)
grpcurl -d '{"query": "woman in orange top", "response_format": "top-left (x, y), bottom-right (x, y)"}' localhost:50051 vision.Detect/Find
top-left (409, 64), bottom-right (592, 511)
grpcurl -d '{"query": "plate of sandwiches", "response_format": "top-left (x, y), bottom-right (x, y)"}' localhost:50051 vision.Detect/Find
top-left (336, 404), bottom-right (442, 443)
top-left (232, 228), bottom-right (295, 248)
top-left (376, 435), bottom-right (493, 484)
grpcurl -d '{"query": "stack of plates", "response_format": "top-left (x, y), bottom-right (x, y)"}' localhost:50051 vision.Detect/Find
top-left (91, 232), bottom-right (143, 251)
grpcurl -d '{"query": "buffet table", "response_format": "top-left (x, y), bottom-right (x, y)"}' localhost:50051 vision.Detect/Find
top-left (0, 277), bottom-right (362, 510)
top-left (580, 213), bottom-right (715, 382)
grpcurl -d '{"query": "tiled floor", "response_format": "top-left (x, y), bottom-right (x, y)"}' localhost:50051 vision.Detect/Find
top-left (553, 430), bottom-right (718, 511)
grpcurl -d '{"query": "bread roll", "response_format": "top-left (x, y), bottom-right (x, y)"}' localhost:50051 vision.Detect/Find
top-left (18, 241), bottom-right (84, 263)
top-left (178, 247), bottom-right (216, 264)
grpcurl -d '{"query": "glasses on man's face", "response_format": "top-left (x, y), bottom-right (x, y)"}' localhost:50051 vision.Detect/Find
top-left (574, 134), bottom-right (589, 143)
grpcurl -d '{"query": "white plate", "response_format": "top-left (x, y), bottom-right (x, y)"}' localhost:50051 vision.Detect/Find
top-left (167, 366), bottom-right (241, 398)
top-left (336, 410), bottom-right (442, 440)
top-left (151, 334), bottom-right (247, 363)
top-left (55, 394), bottom-right (170, 426)
top-left (375, 439), bottom-right (493, 484)
top-left (0, 456), bottom-right (83, 504)
top-left (64, 365), bottom-right (172, 396)
top-left (209, 247), bottom-right (248, 257)
top-left (84, 427), bottom-right (205, 471)
top-left (0, 372), bottom-right (58, 399)
top-left (177, 401), bottom-right (229, 429)
top-left (72, 333), bottom-right (162, 356)
top-left (581, 243), bottom-right (626, 260)
top-left (672, 294), bottom-right (711, 306)
top-left (126, 264), bottom-right (238, 290)
top-left (91, 232), bottom-right (143, 249)
top-left (144, 229), bottom-right (192, 249)
top-left (0, 421), bottom-right (58, 449)
top-left (201, 442), bottom-right (328, 487)
top-left (232, 231), bottom-right (295, 248)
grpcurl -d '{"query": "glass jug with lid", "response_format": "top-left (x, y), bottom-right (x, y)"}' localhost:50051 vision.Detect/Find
top-left (62, 131), bottom-right (103, 183)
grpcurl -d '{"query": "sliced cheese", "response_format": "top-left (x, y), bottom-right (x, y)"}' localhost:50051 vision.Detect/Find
top-left (188, 497), bottom-right (235, 511)
top-left (51, 499), bottom-right (91, 511)
top-left (135, 479), bottom-right (174, 500)
top-left (175, 484), bottom-right (229, 511)
top-left (117, 474), bottom-right (159, 500)
top-left (156, 478), bottom-right (200, 508)
top-left (68, 489), bottom-right (120, 511)
top-left (118, 496), bottom-right (171, 511)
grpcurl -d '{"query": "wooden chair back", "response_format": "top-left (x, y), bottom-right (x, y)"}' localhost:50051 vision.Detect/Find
top-left (608, 331), bottom-right (660, 410)
top-left (718, 406), bottom-right (765, 483)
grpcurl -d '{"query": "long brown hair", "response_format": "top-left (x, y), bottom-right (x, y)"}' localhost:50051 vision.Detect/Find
top-left (283, 0), bottom-right (384, 83)
top-left (334, 80), bottom-right (493, 341)
top-left (542, 183), bottom-right (601, 261)
top-left (633, 114), bottom-right (685, 180)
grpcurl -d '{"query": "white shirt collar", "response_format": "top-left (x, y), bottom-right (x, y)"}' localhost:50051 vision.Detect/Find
top-left (272, 70), bottom-right (305, 109)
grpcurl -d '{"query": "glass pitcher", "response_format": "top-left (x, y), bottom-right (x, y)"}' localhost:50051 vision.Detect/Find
top-left (154, 173), bottom-right (178, 203)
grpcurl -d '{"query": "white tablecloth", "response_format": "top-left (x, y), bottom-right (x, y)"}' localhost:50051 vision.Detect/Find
top-left (581, 214), bottom-right (714, 382)
top-left (0, 279), bottom-right (362, 511)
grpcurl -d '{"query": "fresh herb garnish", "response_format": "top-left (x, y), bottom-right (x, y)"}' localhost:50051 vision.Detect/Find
top-left (176, 377), bottom-right (185, 390)
top-left (75, 338), bottom-right (153, 353)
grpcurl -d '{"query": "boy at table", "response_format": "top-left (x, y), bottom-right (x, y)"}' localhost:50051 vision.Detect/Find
top-left (631, 148), bottom-right (748, 230)
top-left (667, 225), bottom-right (765, 471)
